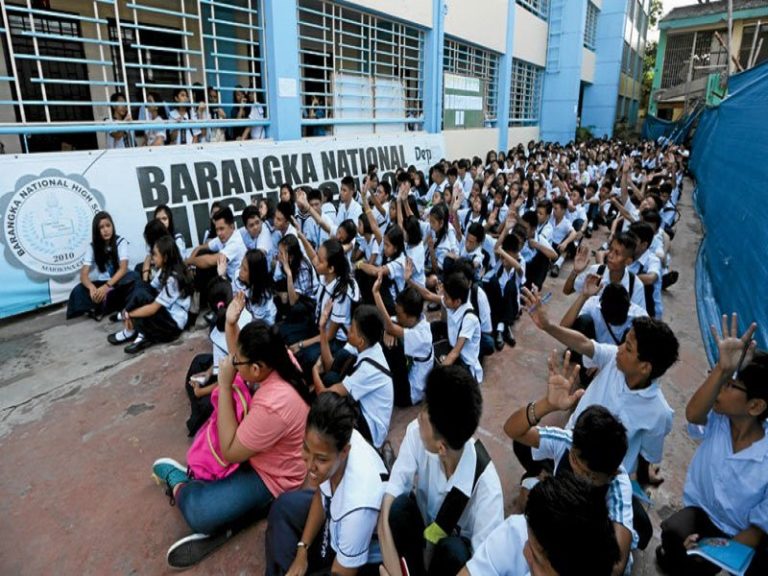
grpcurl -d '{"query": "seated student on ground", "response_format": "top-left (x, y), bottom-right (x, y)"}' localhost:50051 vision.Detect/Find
top-left (355, 223), bottom-right (407, 314)
top-left (134, 219), bottom-right (170, 288)
top-left (627, 221), bottom-right (663, 319)
top-left (312, 305), bottom-right (394, 450)
top-left (151, 318), bottom-right (311, 569)
top-left (658, 315), bottom-right (768, 576)
top-left (425, 204), bottom-right (459, 289)
top-left (273, 234), bottom-right (317, 328)
top-left (294, 188), bottom-right (330, 249)
top-left (451, 259), bottom-right (495, 360)
top-left (521, 288), bottom-right (678, 481)
top-left (378, 365), bottom-right (504, 576)
top-left (504, 351), bottom-right (643, 574)
top-left (519, 208), bottom-right (556, 291)
top-left (270, 201), bottom-right (300, 266)
top-left (461, 472), bottom-right (620, 576)
top-left (200, 201), bottom-right (223, 245)
top-left (153, 204), bottom-right (187, 255)
top-left (238, 204), bottom-right (272, 256)
top-left (265, 393), bottom-right (388, 576)
top-left (548, 196), bottom-right (579, 278)
top-left (67, 211), bottom-right (135, 321)
top-left (564, 233), bottom-right (647, 311)
top-left (231, 248), bottom-right (276, 325)
top-left (485, 225), bottom-right (526, 350)
top-left (454, 193), bottom-right (488, 239)
top-left (336, 175), bottom-right (364, 227)
top-left (372, 277), bottom-right (433, 408)
top-left (406, 264), bottom-right (484, 384)
top-left (107, 235), bottom-right (192, 354)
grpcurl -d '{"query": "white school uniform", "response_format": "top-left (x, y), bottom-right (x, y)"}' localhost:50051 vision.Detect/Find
top-left (566, 204), bottom-right (587, 224)
top-left (684, 412), bottom-right (768, 537)
top-left (85, 237), bottom-right (130, 282)
top-left (461, 172), bottom-right (474, 197)
top-left (335, 200), bottom-right (363, 228)
top-left (426, 180), bottom-right (447, 202)
top-left (405, 242), bottom-right (427, 287)
top-left (318, 430), bottom-right (387, 568)
top-left (104, 117), bottom-right (132, 149)
top-left (432, 227), bottom-right (459, 270)
top-left (446, 301), bottom-right (483, 383)
top-left (386, 419), bottom-right (504, 552)
top-left (315, 276), bottom-right (359, 343)
top-left (144, 116), bottom-right (166, 147)
top-left (548, 215), bottom-right (574, 246)
top-left (574, 265), bottom-right (647, 311)
top-left (151, 274), bottom-right (190, 330)
top-left (580, 296), bottom-right (648, 345)
top-left (248, 103), bottom-right (266, 139)
top-left (472, 285), bottom-right (493, 334)
top-left (465, 515), bottom-right (530, 576)
top-left (274, 258), bottom-right (317, 297)
top-left (384, 252), bottom-right (407, 300)
top-left (207, 229), bottom-right (247, 280)
top-left (232, 277), bottom-right (276, 325)
top-left (567, 342), bottom-right (674, 474)
top-left (172, 232), bottom-right (187, 256)
top-left (628, 249), bottom-right (663, 318)
top-left (168, 109), bottom-right (201, 145)
top-left (460, 244), bottom-right (485, 281)
top-left (210, 308), bottom-right (253, 374)
top-left (341, 343), bottom-right (394, 449)
top-left (402, 317), bottom-right (433, 405)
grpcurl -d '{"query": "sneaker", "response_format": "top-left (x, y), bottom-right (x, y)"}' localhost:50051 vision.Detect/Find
top-left (107, 329), bottom-right (136, 345)
top-left (166, 530), bottom-right (234, 570)
top-left (152, 457), bottom-right (189, 505)
top-left (662, 270), bottom-right (679, 290)
top-left (494, 331), bottom-right (505, 352)
top-left (549, 264), bottom-right (560, 278)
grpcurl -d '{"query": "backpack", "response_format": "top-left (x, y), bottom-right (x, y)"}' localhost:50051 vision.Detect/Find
top-left (186, 373), bottom-right (252, 481)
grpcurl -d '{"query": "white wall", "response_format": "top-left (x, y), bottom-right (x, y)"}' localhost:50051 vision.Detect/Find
top-left (507, 126), bottom-right (540, 149)
top-left (346, 0), bottom-right (432, 28)
top-left (445, 0), bottom-right (508, 53)
top-left (512, 5), bottom-right (548, 67)
top-left (443, 127), bottom-right (499, 159)
top-left (581, 47), bottom-right (596, 83)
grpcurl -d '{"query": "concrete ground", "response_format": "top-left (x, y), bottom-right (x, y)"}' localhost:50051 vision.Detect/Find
top-left (0, 180), bottom-right (709, 575)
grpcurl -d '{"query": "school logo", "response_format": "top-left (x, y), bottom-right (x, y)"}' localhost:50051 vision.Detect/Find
top-left (1, 169), bottom-right (105, 281)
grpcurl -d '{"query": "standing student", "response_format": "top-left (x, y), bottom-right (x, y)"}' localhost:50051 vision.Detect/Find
top-left (232, 249), bottom-right (276, 326)
top-left (67, 211), bottom-right (135, 320)
top-left (264, 393), bottom-right (387, 576)
top-left (312, 305), bottom-right (394, 449)
top-left (378, 365), bottom-right (504, 576)
top-left (150, 319), bottom-right (310, 569)
top-left (107, 235), bottom-right (192, 354)
top-left (658, 315), bottom-right (768, 576)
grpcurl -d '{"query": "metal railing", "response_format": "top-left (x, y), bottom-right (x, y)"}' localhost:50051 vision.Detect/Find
top-left (509, 58), bottom-right (543, 127)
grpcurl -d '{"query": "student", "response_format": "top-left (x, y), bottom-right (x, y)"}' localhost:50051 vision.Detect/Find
top-left (336, 175), bottom-right (363, 228)
top-left (312, 305), bottom-right (394, 450)
top-left (153, 204), bottom-right (186, 255)
top-left (504, 353), bottom-right (642, 573)
top-left (461, 473), bottom-right (620, 576)
top-left (522, 202), bottom-right (557, 289)
top-left (548, 196), bottom-right (579, 277)
top-left (274, 234), bottom-right (317, 337)
top-left (67, 211), bottom-right (135, 320)
top-left (456, 222), bottom-right (487, 282)
top-left (425, 163), bottom-right (448, 203)
top-left (657, 315), bottom-right (768, 576)
top-left (150, 319), bottom-right (310, 569)
top-left (426, 204), bottom-right (459, 287)
top-left (372, 279), bottom-right (433, 407)
top-left (232, 249), bottom-right (276, 325)
top-left (271, 200), bottom-right (300, 256)
top-left (133, 219), bottom-right (169, 288)
top-left (142, 91), bottom-right (166, 147)
top-left (627, 221), bottom-right (663, 318)
top-left (105, 92), bottom-right (133, 149)
top-left (355, 224), bottom-right (407, 313)
top-left (107, 235), bottom-right (192, 354)
top-left (168, 88), bottom-right (201, 145)
top-left (402, 214), bottom-right (427, 287)
top-left (201, 201), bottom-right (223, 245)
top-left (264, 393), bottom-right (387, 575)
top-left (453, 259), bottom-right (495, 360)
top-left (238, 204), bottom-right (273, 255)
top-left (378, 365), bottom-right (504, 576)
top-left (485, 229), bottom-right (526, 350)
top-left (521, 288), bottom-right (678, 477)
top-left (564, 234), bottom-right (647, 311)
top-left (295, 188), bottom-right (330, 249)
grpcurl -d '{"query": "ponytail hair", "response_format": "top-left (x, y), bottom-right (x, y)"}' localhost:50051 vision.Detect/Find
top-left (306, 392), bottom-right (357, 451)
top-left (237, 321), bottom-right (311, 404)
top-left (322, 239), bottom-right (354, 302)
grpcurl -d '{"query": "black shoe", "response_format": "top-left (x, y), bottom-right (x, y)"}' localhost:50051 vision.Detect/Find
top-left (185, 312), bottom-right (198, 331)
top-left (166, 530), bottom-right (235, 570)
top-left (203, 311), bottom-right (216, 326)
top-left (86, 308), bottom-right (104, 322)
top-left (124, 337), bottom-right (153, 354)
top-left (494, 331), bottom-right (505, 352)
top-left (662, 270), bottom-right (679, 290)
top-left (427, 302), bottom-right (441, 312)
top-left (583, 226), bottom-right (592, 238)
top-left (108, 311), bottom-right (122, 323)
top-left (549, 264), bottom-right (560, 278)
top-left (503, 325), bottom-right (516, 347)
top-left (107, 329), bottom-right (137, 345)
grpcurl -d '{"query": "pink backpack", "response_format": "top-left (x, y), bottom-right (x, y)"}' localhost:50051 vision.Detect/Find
top-left (186, 374), bottom-right (252, 481)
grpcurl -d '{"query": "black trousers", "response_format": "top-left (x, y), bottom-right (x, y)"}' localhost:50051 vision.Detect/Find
top-left (483, 275), bottom-right (519, 327)
top-left (191, 248), bottom-right (219, 307)
top-left (661, 506), bottom-right (768, 575)
top-left (381, 339), bottom-right (412, 408)
top-left (388, 493), bottom-right (472, 576)
top-left (355, 269), bottom-right (395, 315)
top-left (570, 314), bottom-right (597, 386)
top-left (524, 251), bottom-right (551, 291)
top-left (184, 353), bottom-right (215, 437)
top-left (66, 271), bottom-right (137, 319)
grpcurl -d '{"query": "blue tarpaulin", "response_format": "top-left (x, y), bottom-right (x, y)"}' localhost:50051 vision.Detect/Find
top-left (691, 61), bottom-right (768, 364)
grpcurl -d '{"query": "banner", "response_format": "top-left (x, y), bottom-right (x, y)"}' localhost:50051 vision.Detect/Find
top-left (0, 132), bottom-right (445, 318)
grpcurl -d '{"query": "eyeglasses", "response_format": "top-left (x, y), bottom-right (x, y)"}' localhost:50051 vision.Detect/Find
top-left (723, 379), bottom-right (748, 394)
top-left (231, 353), bottom-right (250, 367)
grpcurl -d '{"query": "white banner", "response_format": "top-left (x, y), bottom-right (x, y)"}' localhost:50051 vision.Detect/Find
top-left (0, 132), bottom-right (445, 318)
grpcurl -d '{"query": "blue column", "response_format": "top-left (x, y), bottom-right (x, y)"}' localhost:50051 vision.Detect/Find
top-left (581, 1), bottom-right (628, 138)
top-left (540, 0), bottom-right (589, 143)
top-left (496, 0), bottom-right (516, 153)
top-left (263, 0), bottom-right (302, 140)
top-left (423, 0), bottom-right (446, 133)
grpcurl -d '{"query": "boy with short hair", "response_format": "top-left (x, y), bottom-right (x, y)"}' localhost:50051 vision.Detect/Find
top-left (627, 221), bottom-right (663, 318)
top-left (549, 196), bottom-right (579, 277)
top-left (520, 207), bottom-right (556, 291)
top-left (239, 204), bottom-right (272, 255)
top-left (379, 365), bottom-right (504, 576)
top-left (335, 175), bottom-right (363, 227)
top-left (485, 228), bottom-right (526, 350)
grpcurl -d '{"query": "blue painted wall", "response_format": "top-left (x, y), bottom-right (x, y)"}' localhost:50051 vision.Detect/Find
top-left (424, 0), bottom-right (446, 133)
top-left (540, 0), bottom-right (588, 143)
top-left (497, 0), bottom-right (517, 152)
top-left (581, 0), bottom-right (628, 138)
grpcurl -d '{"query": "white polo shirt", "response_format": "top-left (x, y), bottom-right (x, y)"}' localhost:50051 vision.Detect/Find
top-left (567, 342), bottom-right (674, 474)
top-left (405, 242), bottom-right (427, 287)
top-left (402, 317), bottom-right (433, 405)
top-left (574, 265), bottom-right (647, 311)
top-left (232, 276), bottom-right (277, 326)
top-left (208, 229), bottom-right (246, 280)
top-left (549, 215), bottom-right (574, 246)
top-left (432, 227), bottom-right (459, 269)
top-left (342, 343), bottom-right (394, 449)
top-left (386, 419), bottom-right (504, 551)
top-left (465, 514), bottom-right (530, 576)
top-left (85, 236), bottom-right (129, 281)
top-left (151, 274), bottom-right (190, 330)
top-left (385, 252), bottom-right (408, 300)
top-left (335, 199), bottom-right (363, 227)
top-left (628, 249), bottom-right (663, 318)
top-left (580, 296), bottom-right (648, 346)
top-left (210, 308), bottom-right (253, 374)
top-left (319, 430), bottom-right (388, 568)
top-left (315, 276), bottom-right (358, 343)
top-left (684, 412), bottom-right (768, 537)
top-left (239, 224), bottom-right (273, 256)
top-left (446, 301), bottom-right (483, 383)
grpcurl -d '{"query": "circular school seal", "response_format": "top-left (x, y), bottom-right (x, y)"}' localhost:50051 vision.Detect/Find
top-left (1, 169), bottom-right (106, 281)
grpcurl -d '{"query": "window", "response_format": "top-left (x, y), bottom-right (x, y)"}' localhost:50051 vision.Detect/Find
top-left (661, 30), bottom-right (728, 89)
top-left (584, 2), bottom-right (599, 51)
top-left (443, 38), bottom-right (499, 126)
top-left (622, 42), bottom-right (631, 74)
top-left (739, 24), bottom-right (768, 68)
top-left (509, 59), bottom-right (543, 127)
top-left (297, 0), bottom-right (425, 135)
top-left (516, 0), bottom-right (549, 21)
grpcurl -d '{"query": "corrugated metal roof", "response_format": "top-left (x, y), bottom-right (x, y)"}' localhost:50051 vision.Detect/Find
top-left (661, 0), bottom-right (768, 23)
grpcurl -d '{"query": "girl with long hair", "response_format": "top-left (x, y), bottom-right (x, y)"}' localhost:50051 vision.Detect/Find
top-left (425, 204), bottom-right (458, 289)
top-left (233, 249), bottom-right (276, 325)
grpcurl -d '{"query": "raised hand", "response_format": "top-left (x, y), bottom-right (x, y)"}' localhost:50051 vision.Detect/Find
top-left (216, 252), bottom-right (228, 277)
top-left (521, 287), bottom-right (550, 330)
top-left (546, 350), bottom-right (584, 411)
top-left (226, 291), bottom-right (246, 325)
top-left (573, 244), bottom-right (590, 274)
top-left (404, 257), bottom-right (413, 282)
top-left (710, 313), bottom-right (757, 374)
top-left (582, 273), bottom-right (602, 297)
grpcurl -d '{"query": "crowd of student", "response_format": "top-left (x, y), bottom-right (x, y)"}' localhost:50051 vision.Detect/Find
top-left (65, 138), bottom-right (768, 575)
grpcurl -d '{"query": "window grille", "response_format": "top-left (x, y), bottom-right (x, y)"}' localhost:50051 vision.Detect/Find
top-left (443, 38), bottom-right (499, 125)
top-left (516, 0), bottom-right (549, 21)
top-left (584, 2), bottom-right (598, 51)
top-left (509, 59), bottom-right (543, 127)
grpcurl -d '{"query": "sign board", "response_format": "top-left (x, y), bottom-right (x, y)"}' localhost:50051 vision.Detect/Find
top-left (443, 73), bottom-right (485, 129)
top-left (0, 132), bottom-right (445, 318)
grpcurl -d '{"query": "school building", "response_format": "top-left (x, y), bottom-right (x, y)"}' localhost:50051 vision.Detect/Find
top-left (649, 0), bottom-right (768, 121)
top-left (0, 0), bottom-right (650, 159)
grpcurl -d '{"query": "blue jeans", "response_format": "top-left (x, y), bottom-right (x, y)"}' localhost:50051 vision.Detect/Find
top-left (176, 464), bottom-right (274, 535)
